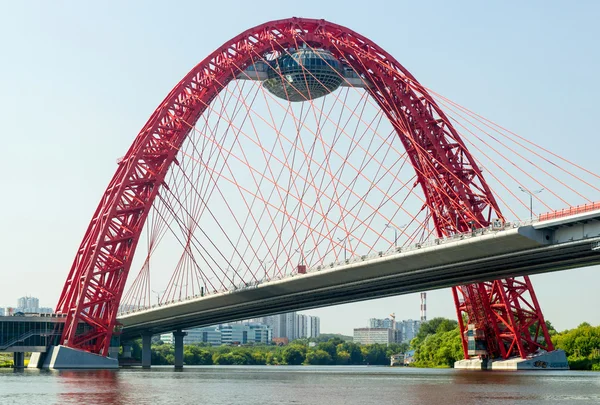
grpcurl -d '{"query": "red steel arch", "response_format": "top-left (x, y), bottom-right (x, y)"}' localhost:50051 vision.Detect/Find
top-left (56, 17), bottom-right (551, 359)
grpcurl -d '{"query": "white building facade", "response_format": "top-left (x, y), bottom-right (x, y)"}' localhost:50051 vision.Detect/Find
top-left (160, 322), bottom-right (272, 346)
top-left (353, 328), bottom-right (401, 345)
top-left (398, 320), bottom-right (421, 344)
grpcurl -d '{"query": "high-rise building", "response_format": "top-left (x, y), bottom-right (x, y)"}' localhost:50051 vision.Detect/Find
top-left (17, 296), bottom-right (40, 313)
top-left (252, 315), bottom-right (282, 338)
top-left (308, 315), bottom-right (320, 338)
top-left (296, 314), bottom-right (307, 339)
top-left (279, 312), bottom-right (297, 340)
top-left (369, 317), bottom-right (393, 329)
top-left (252, 312), bottom-right (320, 340)
top-left (398, 319), bottom-right (421, 343)
top-left (0, 308), bottom-right (4, 316)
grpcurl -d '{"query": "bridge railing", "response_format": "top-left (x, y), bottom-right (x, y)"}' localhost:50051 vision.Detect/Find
top-left (118, 216), bottom-right (541, 316)
top-left (118, 203), bottom-right (600, 316)
top-left (538, 201), bottom-right (600, 222)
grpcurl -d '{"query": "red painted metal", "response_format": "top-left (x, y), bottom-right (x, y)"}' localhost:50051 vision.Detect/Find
top-left (55, 17), bottom-right (552, 358)
top-left (538, 201), bottom-right (600, 222)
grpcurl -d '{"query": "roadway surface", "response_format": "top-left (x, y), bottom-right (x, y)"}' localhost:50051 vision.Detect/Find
top-left (118, 209), bottom-right (600, 340)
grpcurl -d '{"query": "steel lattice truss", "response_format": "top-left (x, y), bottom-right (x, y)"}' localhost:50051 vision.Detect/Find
top-left (55, 17), bottom-right (591, 360)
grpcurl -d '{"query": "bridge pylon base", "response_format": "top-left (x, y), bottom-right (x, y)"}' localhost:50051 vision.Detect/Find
top-left (30, 345), bottom-right (118, 369)
top-left (454, 350), bottom-right (569, 371)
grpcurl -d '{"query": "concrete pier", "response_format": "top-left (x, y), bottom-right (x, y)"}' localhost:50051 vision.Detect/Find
top-left (122, 343), bottom-right (132, 359)
top-left (454, 350), bottom-right (569, 370)
top-left (141, 333), bottom-right (152, 368)
top-left (31, 345), bottom-right (118, 369)
top-left (13, 352), bottom-right (24, 369)
top-left (173, 330), bottom-right (187, 369)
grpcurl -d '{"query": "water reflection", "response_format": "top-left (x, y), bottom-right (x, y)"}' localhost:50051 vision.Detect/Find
top-left (0, 366), bottom-right (599, 405)
top-left (57, 370), bottom-right (125, 405)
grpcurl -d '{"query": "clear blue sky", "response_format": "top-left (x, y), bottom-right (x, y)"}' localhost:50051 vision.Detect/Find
top-left (1, 1), bottom-right (599, 335)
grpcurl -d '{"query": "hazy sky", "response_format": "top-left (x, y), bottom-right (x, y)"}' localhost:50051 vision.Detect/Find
top-left (1, 1), bottom-right (599, 336)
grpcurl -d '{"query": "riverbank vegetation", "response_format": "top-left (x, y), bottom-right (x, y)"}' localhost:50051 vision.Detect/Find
top-left (408, 318), bottom-right (600, 370)
top-left (138, 337), bottom-right (409, 366)
top-left (3, 319), bottom-right (594, 369)
top-left (552, 323), bottom-right (600, 370)
top-left (137, 318), bottom-right (599, 370)
top-left (0, 353), bottom-right (12, 368)
top-left (0, 353), bottom-right (29, 368)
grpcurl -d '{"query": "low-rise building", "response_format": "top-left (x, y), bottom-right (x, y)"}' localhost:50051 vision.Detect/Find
top-left (160, 322), bottom-right (271, 346)
top-left (353, 328), bottom-right (401, 345)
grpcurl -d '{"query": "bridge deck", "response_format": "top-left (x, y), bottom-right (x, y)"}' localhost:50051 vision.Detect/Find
top-left (118, 210), bottom-right (600, 339)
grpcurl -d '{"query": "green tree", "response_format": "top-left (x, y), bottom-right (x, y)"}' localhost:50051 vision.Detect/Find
top-left (305, 349), bottom-right (332, 365)
top-left (412, 328), bottom-right (463, 368)
top-left (183, 346), bottom-right (213, 365)
top-left (213, 352), bottom-right (250, 365)
top-left (364, 344), bottom-right (388, 365)
top-left (411, 318), bottom-right (458, 349)
top-left (339, 342), bottom-right (363, 364)
top-left (386, 342), bottom-right (409, 358)
top-left (282, 345), bottom-right (307, 365)
top-left (552, 322), bottom-right (600, 370)
top-left (316, 341), bottom-right (337, 364)
top-left (335, 350), bottom-right (351, 365)
top-left (251, 351), bottom-right (267, 365)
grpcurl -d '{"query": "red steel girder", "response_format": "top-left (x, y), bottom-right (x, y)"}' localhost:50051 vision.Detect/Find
top-left (56, 17), bottom-right (551, 358)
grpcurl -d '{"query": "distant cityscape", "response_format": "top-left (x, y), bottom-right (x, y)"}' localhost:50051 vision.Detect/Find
top-left (353, 292), bottom-right (427, 345)
top-left (160, 312), bottom-right (321, 346)
top-left (353, 317), bottom-right (421, 345)
top-left (0, 296), bottom-right (53, 316)
top-left (2, 295), bottom-right (426, 348)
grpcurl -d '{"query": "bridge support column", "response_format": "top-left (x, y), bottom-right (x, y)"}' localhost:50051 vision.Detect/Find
top-left (141, 333), bottom-right (152, 368)
top-left (173, 329), bottom-right (187, 369)
top-left (122, 343), bottom-right (133, 359)
top-left (13, 352), bottom-right (25, 369)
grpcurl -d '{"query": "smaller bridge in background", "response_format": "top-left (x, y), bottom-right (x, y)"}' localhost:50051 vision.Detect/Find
top-left (0, 314), bottom-right (65, 368)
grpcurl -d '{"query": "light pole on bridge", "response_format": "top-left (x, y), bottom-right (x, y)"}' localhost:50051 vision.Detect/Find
top-left (385, 223), bottom-right (407, 246)
top-left (152, 289), bottom-right (165, 305)
top-left (337, 236), bottom-right (354, 261)
top-left (259, 259), bottom-right (273, 281)
top-left (519, 187), bottom-right (544, 220)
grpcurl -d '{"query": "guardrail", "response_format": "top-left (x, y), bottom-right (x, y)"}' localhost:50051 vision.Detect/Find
top-left (538, 201), bottom-right (600, 222)
top-left (117, 204), bottom-right (600, 317)
top-left (118, 216), bottom-right (542, 316)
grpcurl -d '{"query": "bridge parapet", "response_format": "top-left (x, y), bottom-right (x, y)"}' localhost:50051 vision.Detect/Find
top-left (118, 216), bottom-right (545, 317)
top-left (117, 210), bottom-right (600, 339)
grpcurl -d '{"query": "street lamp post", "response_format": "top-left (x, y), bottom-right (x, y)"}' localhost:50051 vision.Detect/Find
top-left (259, 259), bottom-right (273, 282)
top-left (385, 224), bottom-right (397, 246)
top-left (519, 187), bottom-right (544, 220)
top-left (385, 223), bottom-right (407, 246)
top-left (152, 289), bottom-right (165, 305)
top-left (337, 237), bottom-right (354, 261)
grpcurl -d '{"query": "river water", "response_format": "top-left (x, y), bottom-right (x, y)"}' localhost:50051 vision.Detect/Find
top-left (0, 366), bottom-right (599, 405)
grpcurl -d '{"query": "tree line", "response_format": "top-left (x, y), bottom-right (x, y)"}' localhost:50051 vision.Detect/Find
top-left (131, 338), bottom-right (409, 366)
top-left (125, 318), bottom-right (599, 370)
top-left (409, 318), bottom-right (600, 370)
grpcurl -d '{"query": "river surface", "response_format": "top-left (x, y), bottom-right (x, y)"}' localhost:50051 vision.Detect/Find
top-left (1, 366), bottom-right (599, 405)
